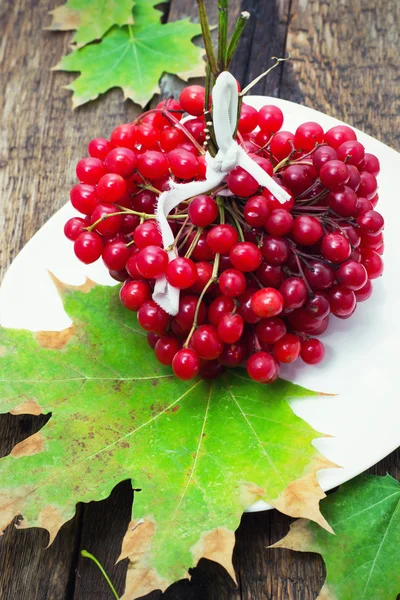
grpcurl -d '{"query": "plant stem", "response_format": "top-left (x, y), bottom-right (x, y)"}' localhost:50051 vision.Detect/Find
top-left (218, 0), bottom-right (229, 71)
top-left (240, 55), bottom-right (290, 96)
top-left (185, 227), bottom-right (203, 258)
top-left (226, 11), bottom-right (250, 66)
top-left (196, 0), bottom-right (219, 76)
top-left (183, 252), bottom-right (220, 348)
top-left (81, 551), bottom-right (120, 600)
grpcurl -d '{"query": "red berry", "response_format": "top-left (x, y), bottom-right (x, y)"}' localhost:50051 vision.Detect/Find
top-left (362, 153), bottom-right (380, 176)
top-left (227, 166), bottom-right (259, 197)
top-left (76, 157), bottom-right (106, 185)
top-left (88, 137), bottom-right (111, 161)
top-left (255, 317), bottom-right (286, 344)
top-left (184, 117), bottom-right (206, 144)
top-left (313, 146), bottom-right (338, 171)
top-left (319, 160), bottom-right (350, 190)
top-left (264, 209), bottom-right (293, 237)
top-left (97, 173), bottom-right (127, 203)
top-left (133, 221), bottom-right (163, 249)
top-left (104, 148), bottom-right (138, 178)
top-left (357, 210), bottom-right (384, 236)
top-left (70, 183), bottom-right (99, 215)
top-left (238, 103), bottom-right (259, 134)
top-left (136, 246), bottom-right (169, 279)
top-left (270, 131), bottom-right (295, 161)
top-left (188, 195), bottom-right (218, 227)
top-left (208, 295), bottom-right (235, 326)
top-left (244, 195), bottom-right (270, 227)
top-left (229, 242), bottom-right (262, 272)
top-left (257, 105), bottom-right (284, 134)
top-left (206, 224), bottom-right (238, 255)
top-left (321, 232), bottom-right (351, 263)
top-left (176, 295), bottom-right (206, 332)
top-left (263, 186), bottom-right (294, 212)
top-left (102, 240), bottom-right (131, 271)
top-left (120, 280), bottom-right (151, 311)
top-left (282, 164), bottom-right (316, 196)
top-left (337, 260), bottom-right (368, 290)
top-left (160, 127), bottom-right (186, 152)
top-left (168, 149), bottom-right (199, 179)
top-left (294, 122), bottom-right (324, 151)
top-left (64, 217), bottom-right (88, 241)
top-left (328, 186), bottom-right (358, 217)
top-left (166, 257), bottom-right (197, 289)
top-left (172, 348), bottom-right (200, 380)
top-left (273, 333), bottom-right (301, 363)
top-left (355, 279), bottom-right (373, 302)
top-left (179, 85), bottom-right (205, 116)
top-left (138, 151), bottom-right (169, 180)
top-left (329, 285), bottom-right (356, 317)
top-left (191, 325), bottom-right (223, 360)
top-left (218, 268), bottom-right (247, 297)
top-left (324, 125), bottom-right (357, 150)
top-left (154, 336), bottom-right (181, 366)
top-left (250, 287), bottom-right (284, 318)
top-left (217, 313), bottom-right (244, 344)
top-left (360, 249), bottom-right (384, 279)
top-left (189, 261), bottom-right (213, 294)
top-left (337, 140), bottom-right (365, 166)
top-left (90, 204), bottom-right (122, 236)
top-left (261, 236), bottom-right (290, 265)
top-left (247, 351), bottom-right (279, 383)
top-left (110, 124), bottom-right (137, 148)
top-left (279, 277), bottom-right (308, 310)
top-left (304, 260), bottom-right (336, 291)
top-left (137, 300), bottom-right (169, 334)
top-left (358, 171), bottom-right (378, 199)
top-left (292, 216), bottom-right (323, 246)
top-left (74, 231), bottom-right (103, 264)
top-left (301, 339), bottom-right (325, 365)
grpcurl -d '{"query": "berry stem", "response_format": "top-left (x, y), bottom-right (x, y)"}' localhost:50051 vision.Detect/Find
top-left (183, 251), bottom-right (220, 348)
top-left (81, 551), bottom-right (120, 600)
top-left (185, 227), bottom-right (204, 258)
top-left (291, 250), bottom-right (313, 295)
top-left (226, 11), bottom-right (250, 66)
top-left (218, 0), bottom-right (229, 71)
top-left (196, 0), bottom-right (219, 76)
top-left (239, 55), bottom-right (290, 96)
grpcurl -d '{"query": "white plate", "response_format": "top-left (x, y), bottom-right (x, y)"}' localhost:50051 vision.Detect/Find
top-left (1, 97), bottom-right (399, 513)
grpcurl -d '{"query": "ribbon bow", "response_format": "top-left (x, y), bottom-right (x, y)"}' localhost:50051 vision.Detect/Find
top-left (153, 71), bottom-right (290, 316)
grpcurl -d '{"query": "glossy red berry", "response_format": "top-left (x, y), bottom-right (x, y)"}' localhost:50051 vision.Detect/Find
top-left (104, 147), bottom-right (138, 178)
top-left (273, 333), bottom-right (301, 363)
top-left (301, 338), bottom-right (325, 365)
top-left (257, 105), bottom-right (284, 134)
top-left (136, 246), bottom-right (169, 279)
top-left (217, 313), bottom-right (244, 344)
top-left (172, 348), bottom-right (200, 380)
top-left (206, 224), bottom-right (238, 255)
top-left (191, 325), bottom-right (223, 360)
top-left (137, 300), bottom-right (169, 335)
top-left (154, 336), bottom-right (181, 366)
top-left (166, 257), bottom-right (197, 289)
top-left (229, 242), bottom-right (262, 272)
top-left (88, 137), bottom-right (111, 161)
top-left (250, 287), bottom-right (284, 318)
top-left (247, 352), bottom-right (279, 383)
top-left (179, 85), bottom-right (205, 116)
top-left (120, 280), bottom-right (151, 311)
top-left (97, 173), bottom-right (127, 203)
top-left (133, 221), bottom-right (163, 249)
top-left (74, 231), bottom-right (103, 264)
top-left (218, 268), bottom-right (247, 297)
top-left (188, 195), bottom-right (218, 227)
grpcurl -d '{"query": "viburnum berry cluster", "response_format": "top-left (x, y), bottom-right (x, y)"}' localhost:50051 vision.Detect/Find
top-left (64, 85), bottom-right (384, 384)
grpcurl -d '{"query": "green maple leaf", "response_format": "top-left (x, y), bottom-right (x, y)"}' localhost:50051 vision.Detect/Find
top-left (55, 0), bottom-right (204, 108)
top-left (0, 279), bottom-right (335, 599)
top-left (274, 474), bottom-right (400, 600)
top-left (47, 0), bottom-right (135, 48)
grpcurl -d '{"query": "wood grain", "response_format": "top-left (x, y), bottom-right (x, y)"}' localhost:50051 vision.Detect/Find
top-left (281, 0), bottom-right (400, 149)
top-left (0, 0), bottom-right (399, 598)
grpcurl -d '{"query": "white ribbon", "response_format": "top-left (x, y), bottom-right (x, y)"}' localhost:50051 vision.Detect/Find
top-left (153, 71), bottom-right (291, 316)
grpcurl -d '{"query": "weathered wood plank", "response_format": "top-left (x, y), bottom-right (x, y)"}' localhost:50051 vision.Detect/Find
top-left (0, 0), bottom-right (399, 599)
top-left (281, 0), bottom-right (400, 149)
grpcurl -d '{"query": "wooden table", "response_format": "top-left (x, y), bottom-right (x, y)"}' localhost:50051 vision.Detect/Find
top-left (0, 0), bottom-right (399, 598)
